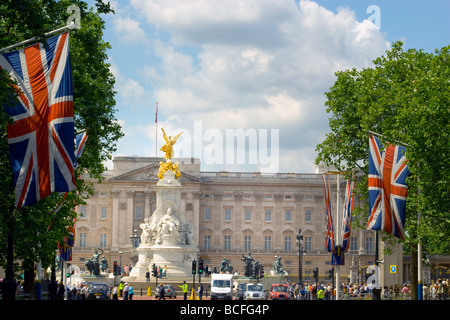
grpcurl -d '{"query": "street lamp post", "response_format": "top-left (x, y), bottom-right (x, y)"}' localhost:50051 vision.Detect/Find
top-left (296, 229), bottom-right (304, 289)
top-left (130, 229), bottom-right (140, 267)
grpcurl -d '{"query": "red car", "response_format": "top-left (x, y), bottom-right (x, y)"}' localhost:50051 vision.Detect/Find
top-left (269, 284), bottom-right (290, 300)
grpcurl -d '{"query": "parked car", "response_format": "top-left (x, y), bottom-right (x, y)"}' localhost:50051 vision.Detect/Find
top-left (244, 283), bottom-right (266, 300)
top-left (86, 283), bottom-right (110, 300)
top-left (269, 284), bottom-right (290, 300)
top-left (235, 283), bottom-right (246, 300)
top-left (155, 285), bottom-right (177, 298)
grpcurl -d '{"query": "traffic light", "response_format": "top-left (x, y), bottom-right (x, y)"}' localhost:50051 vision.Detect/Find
top-left (328, 267), bottom-right (334, 279)
top-left (251, 267), bottom-right (256, 278)
top-left (151, 264), bottom-right (158, 277)
top-left (113, 261), bottom-right (118, 276)
top-left (259, 265), bottom-right (265, 279)
top-left (192, 260), bottom-right (197, 274)
top-left (313, 267), bottom-right (318, 281)
top-left (198, 259), bottom-right (204, 274)
top-left (66, 263), bottom-right (72, 278)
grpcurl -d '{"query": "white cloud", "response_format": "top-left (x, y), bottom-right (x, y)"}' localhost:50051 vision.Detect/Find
top-left (112, 16), bottom-right (149, 45)
top-left (111, 0), bottom-right (390, 172)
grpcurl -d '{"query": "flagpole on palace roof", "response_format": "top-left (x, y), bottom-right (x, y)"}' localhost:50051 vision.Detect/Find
top-left (155, 102), bottom-right (158, 157)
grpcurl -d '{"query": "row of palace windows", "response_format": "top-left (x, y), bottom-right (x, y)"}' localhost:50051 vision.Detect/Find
top-left (204, 207), bottom-right (314, 223)
top-left (202, 235), bottom-right (375, 252)
top-left (79, 206), bottom-right (315, 223)
top-left (75, 232), bottom-right (374, 254)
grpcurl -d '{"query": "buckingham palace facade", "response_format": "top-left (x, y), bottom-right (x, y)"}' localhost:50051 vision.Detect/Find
top-left (73, 156), bottom-right (378, 283)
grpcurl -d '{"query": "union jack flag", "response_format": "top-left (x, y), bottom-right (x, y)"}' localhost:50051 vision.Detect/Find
top-left (341, 179), bottom-right (355, 253)
top-left (322, 173), bottom-right (335, 253)
top-left (0, 32), bottom-right (75, 209)
top-left (367, 134), bottom-right (409, 240)
top-left (74, 131), bottom-right (87, 168)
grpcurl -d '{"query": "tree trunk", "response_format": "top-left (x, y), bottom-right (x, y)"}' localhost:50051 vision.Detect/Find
top-left (23, 259), bottom-right (36, 299)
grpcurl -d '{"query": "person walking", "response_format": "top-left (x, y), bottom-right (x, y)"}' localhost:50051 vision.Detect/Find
top-left (436, 279), bottom-right (444, 300)
top-left (123, 282), bottom-right (129, 300)
top-left (198, 283), bottom-right (204, 300)
top-left (128, 284), bottom-right (134, 300)
top-left (179, 281), bottom-right (189, 300)
top-left (112, 285), bottom-right (118, 300)
top-left (57, 281), bottom-right (65, 300)
top-left (158, 283), bottom-right (166, 300)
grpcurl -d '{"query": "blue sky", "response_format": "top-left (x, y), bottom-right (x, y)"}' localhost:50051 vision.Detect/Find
top-left (95, 0), bottom-right (449, 173)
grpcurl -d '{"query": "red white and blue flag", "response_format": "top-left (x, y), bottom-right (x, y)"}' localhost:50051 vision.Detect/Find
top-left (323, 173), bottom-right (355, 265)
top-left (322, 174), bottom-right (335, 253)
top-left (367, 135), bottom-right (409, 240)
top-left (74, 131), bottom-right (87, 168)
top-left (0, 32), bottom-right (75, 209)
top-left (341, 179), bottom-right (355, 253)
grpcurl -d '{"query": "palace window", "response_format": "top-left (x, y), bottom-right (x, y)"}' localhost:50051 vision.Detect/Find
top-left (284, 236), bottom-right (292, 251)
top-left (79, 233), bottom-right (87, 248)
top-left (244, 209), bottom-right (252, 222)
top-left (265, 209), bottom-right (272, 222)
top-left (224, 208), bottom-right (231, 221)
top-left (244, 236), bottom-right (252, 250)
top-left (224, 235), bottom-right (231, 249)
top-left (100, 206), bottom-right (107, 219)
top-left (203, 235), bottom-right (211, 249)
top-left (264, 236), bottom-right (272, 250)
top-left (135, 206), bottom-right (142, 219)
top-left (305, 209), bottom-right (312, 223)
top-left (204, 208), bottom-right (211, 221)
top-left (285, 209), bottom-right (292, 222)
top-left (100, 233), bottom-right (107, 247)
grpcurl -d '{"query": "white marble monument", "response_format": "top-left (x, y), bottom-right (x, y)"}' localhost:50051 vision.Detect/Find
top-left (127, 130), bottom-right (199, 280)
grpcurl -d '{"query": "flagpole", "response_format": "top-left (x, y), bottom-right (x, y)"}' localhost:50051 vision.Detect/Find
top-left (417, 163), bottom-right (423, 300)
top-left (0, 24), bottom-right (77, 54)
top-left (335, 173), bottom-right (340, 300)
top-left (155, 102), bottom-right (158, 157)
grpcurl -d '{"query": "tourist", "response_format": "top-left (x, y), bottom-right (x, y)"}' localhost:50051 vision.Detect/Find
top-left (129, 284), bottom-right (134, 300)
top-left (112, 285), bottom-right (118, 300)
top-left (123, 282), bottom-right (129, 300)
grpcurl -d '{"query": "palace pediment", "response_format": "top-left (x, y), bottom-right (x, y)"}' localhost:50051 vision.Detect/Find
top-left (109, 162), bottom-right (202, 183)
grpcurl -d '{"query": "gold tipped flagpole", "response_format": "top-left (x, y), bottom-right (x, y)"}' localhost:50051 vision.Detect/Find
top-left (155, 102), bottom-right (158, 157)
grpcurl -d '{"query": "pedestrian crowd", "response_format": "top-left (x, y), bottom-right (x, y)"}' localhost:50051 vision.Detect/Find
top-left (423, 279), bottom-right (449, 300)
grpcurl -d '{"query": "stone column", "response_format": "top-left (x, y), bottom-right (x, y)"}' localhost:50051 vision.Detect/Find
top-left (213, 192), bottom-right (223, 248)
top-left (126, 190), bottom-right (135, 248)
top-left (193, 191), bottom-right (202, 247)
top-left (274, 193), bottom-right (284, 249)
top-left (233, 192), bottom-right (243, 249)
top-left (111, 190), bottom-right (121, 251)
top-left (144, 191), bottom-right (152, 220)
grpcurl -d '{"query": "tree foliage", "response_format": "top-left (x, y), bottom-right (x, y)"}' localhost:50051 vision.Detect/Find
top-left (0, 0), bottom-right (122, 275)
top-left (315, 42), bottom-right (450, 254)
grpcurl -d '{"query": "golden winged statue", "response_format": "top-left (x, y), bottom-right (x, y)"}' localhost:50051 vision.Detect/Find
top-left (160, 128), bottom-right (183, 160)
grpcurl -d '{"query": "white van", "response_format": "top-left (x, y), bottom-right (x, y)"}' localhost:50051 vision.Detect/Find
top-left (210, 273), bottom-right (234, 300)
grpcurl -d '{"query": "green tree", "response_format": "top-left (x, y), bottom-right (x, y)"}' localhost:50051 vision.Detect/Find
top-left (315, 42), bottom-right (450, 298)
top-left (0, 0), bottom-right (122, 299)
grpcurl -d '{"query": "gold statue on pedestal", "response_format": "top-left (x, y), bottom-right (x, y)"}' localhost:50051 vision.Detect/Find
top-left (158, 128), bottom-right (182, 180)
